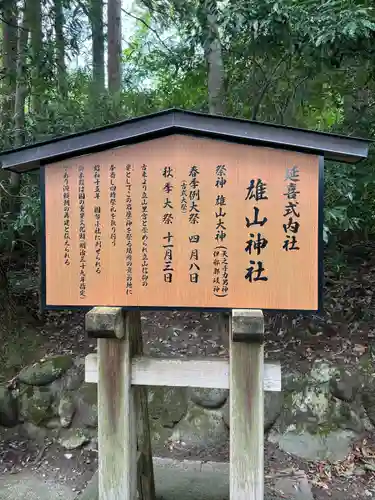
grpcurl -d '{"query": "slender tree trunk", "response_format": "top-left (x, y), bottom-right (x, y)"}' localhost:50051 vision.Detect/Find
top-left (90, 0), bottom-right (105, 94)
top-left (201, 0), bottom-right (228, 337)
top-left (1, 0), bottom-right (18, 144)
top-left (54, 0), bottom-right (67, 96)
top-left (11, 2), bottom-right (29, 208)
top-left (202, 0), bottom-right (226, 115)
top-left (28, 0), bottom-right (42, 116)
top-left (14, 3), bottom-right (29, 149)
top-left (107, 0), bottom-right (122, 94)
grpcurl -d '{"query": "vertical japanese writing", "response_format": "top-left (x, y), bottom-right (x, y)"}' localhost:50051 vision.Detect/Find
top-left (141, 164), bottom-right (149, 287)
top-left (212, 247), bottom-right (229, 297)
top-left (283, 166), bottom-right (300, 251)
top-left (78, 166), bottom-right (86, 298)
top-left (162, 166), bottom-right (174, 283)
top-left (109, 164), bottom-right (117, 247)
top-left (181, 180), bottom-right (188, 214)
top-left (93, 165), bottom-right (101, 274)
top-left (213, 165), bottom-right (228, 297)
top-left (244, 179), bottom-right (269, 283)
top-left (189, 166), bottom-right (200, 225)
top-left (62, 167), bottom-right (71, 266)
top-left (215, 165), bottom-right (227, 243)
top-left (125, 164), bottom-right (133, 295)
top-left (189, 166), bottom-right (200, 283)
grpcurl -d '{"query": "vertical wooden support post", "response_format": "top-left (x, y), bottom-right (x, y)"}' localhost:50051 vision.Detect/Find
top-left (132, 311), bottom-right (156, 500)
top-left (230, 309), bottom-right (264, 500)
top-left (85, 308), bottom-right (155, 500)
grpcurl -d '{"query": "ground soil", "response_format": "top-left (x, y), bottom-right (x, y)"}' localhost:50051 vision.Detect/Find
top-left (0, 248), bottom-right (375, 498)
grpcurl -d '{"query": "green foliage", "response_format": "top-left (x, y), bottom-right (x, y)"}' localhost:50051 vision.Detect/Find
top-left (2, 0), bottom-right (375, 260)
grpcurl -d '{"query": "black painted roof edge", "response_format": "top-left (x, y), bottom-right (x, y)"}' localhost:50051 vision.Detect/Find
top-left (0, 108), bottom-right (370, 173)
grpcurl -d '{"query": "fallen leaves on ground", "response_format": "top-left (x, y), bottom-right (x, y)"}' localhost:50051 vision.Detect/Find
top-left (308, 438), bottom-right (375, 491)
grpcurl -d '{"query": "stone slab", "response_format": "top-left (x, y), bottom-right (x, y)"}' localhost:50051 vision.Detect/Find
top-left (0, 473), bottom-right (75, 500)
top-left (78, 458), bottom-right (313, 500)
top-left (0, 459), bottom-right (313, 500)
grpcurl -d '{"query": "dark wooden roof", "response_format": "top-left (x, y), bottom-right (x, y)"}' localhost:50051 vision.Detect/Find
top-left (0, 108), bottom-right (370, 173)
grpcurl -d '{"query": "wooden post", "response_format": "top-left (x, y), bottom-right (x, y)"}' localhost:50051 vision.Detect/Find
top-left (131, 311), bottom-right (155, 500)
top-left (230, 309), bottom-right (264, 500)
top-left (85, 307), bottom-right (155, 500)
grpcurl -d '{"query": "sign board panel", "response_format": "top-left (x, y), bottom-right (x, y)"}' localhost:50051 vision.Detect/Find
top-left (42, 134), bottom-right (322, 310)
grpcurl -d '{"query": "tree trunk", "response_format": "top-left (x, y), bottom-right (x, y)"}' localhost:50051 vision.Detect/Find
top-left (90, 0), bottom-right (105, 94)
top-left (201, 0), bottom-right (227, 337)
top-left (14, 2), bottom-right (29, 148)
top-left (107, 0), bottom-right (122, 94)
top-left (202, 0), bottom-right (226, 115)
top-left (11, 1), bottom-right (29, 212)
top-left (54, 0), bottom-right (67, 96)
top-left (28, 0), bottom-right (43, 116)
top-left (1, 0), bottom-right (18, 144)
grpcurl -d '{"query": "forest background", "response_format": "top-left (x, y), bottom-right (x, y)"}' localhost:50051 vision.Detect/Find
top-left (1, 0), bottom-right (375, 315)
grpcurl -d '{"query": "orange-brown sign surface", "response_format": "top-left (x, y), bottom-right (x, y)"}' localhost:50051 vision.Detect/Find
top-left (43, 134), bottom-right (321, 310)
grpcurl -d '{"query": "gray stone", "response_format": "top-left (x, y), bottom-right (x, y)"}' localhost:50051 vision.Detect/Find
top-left (0, 385), bottom-right (18, 427)
top-left (78, 459), bottom-right (305, 500)
top-left (190, 388), bottom-right (228, 409)
top-left (150, 419), bottom-right (174, 450)
top-left (58, 393), bottom-right (75, 428)
top-left (279, 362), bottom-right (364, 436)
top-left (19, 385), bottom-right (53, 426)
top-left (59, 428), bottom-right (90, 450)
top-left (148, 387), bottom-right (188, 428)
top-left (222, 391), bottom-right (282, 432)
top-left (18, 355), bottom-right (73, 386)
top-left (330, 370), bottom-right (360, 402)
top-left (362, 387), bottom-right (375, 427)
top-left (170, 403), bottom-right (228, 447)
top-left (274, 472), bottom-right (313, 500)
top-left (50, 361), bottom-right (85, 395)
top-left (269, 429), bottom-right (357, 461)
top-left (21, 422), bottom-right (48, 442)
top-left (44, 417), bottom-right (62, 430)
top-left (0, 471), bottom-right (75, 500)
top-left (74, 383), bottom-right (98, 428)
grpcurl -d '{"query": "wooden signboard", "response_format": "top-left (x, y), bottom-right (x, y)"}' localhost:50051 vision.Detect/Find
top-left (42, 134), bottom-right (322, 311)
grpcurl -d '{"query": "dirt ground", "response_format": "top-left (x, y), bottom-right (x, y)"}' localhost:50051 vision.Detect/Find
top-left (0, 249), bottom-right (375, 499)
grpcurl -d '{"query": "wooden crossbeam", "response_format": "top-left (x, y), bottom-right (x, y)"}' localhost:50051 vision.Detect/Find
top-left (85, 354), bottom-right (281, 392)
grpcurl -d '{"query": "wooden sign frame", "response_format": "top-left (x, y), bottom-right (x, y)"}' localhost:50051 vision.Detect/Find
top-left (0, 108), bottom-right (368, 313)
top-left (38, 136), bottom-right (325, 313)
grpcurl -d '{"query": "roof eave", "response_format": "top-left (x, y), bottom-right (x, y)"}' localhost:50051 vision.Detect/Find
top-left (0, 110), bottom-right (370, 173)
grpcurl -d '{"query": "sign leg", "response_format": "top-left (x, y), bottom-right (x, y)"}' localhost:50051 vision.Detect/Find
top-left (230, 309), bottom-right (264, 500)
top-left (132, 312), bottom-right (156, 500)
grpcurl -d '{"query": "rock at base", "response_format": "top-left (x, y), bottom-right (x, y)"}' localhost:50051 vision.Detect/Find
top-left (330, 370), bottom-right (360, 403)
top-left (21, 422), bottom-right (48, 442)
top-left (362, 388), bottom-right (375, 427)
top-left (273, 471), bottom-right (314, 500)
top-left (59, 428), bottom-right (90, 450)
top-left (0, 385), bottom-right (18, 427)
top-left (190, 388), bottom-right (228, 409)
top-left (222, 391), bottom-right (282, 432)
top-left (49, 359), bottom-right (85, 396)
top-left (148, 387), bottom-right (188, 428)
top-left (74, 383), bottom-right (98, 428)
top-left (269, 429), bottom-right (357, 462)
top-left (18, 355), bottom-right (73, 386)
top-left (58, 393), bottom-right (75, 428)
top-left (19, 386), bottom-right (53, 426)
top-left (170, 404), bottom-right (228, 447)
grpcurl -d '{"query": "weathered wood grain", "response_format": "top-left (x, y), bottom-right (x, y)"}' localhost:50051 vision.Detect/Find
top-left (85, 307), bottom-right (125, 339)
top-left (85, 354), bottom-right (281, 392)
top-left (230, 309), bottom-right (265, 500)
